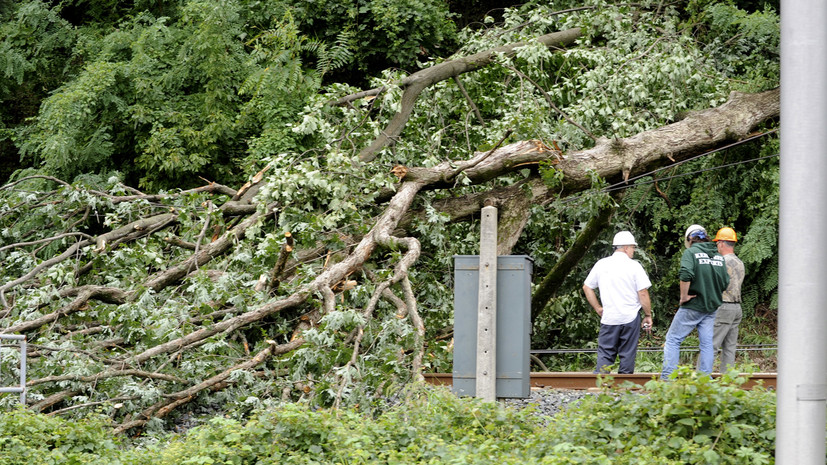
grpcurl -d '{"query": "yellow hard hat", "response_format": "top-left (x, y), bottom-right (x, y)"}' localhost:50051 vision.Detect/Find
top-left (713, 227), bottom-right (738, 242)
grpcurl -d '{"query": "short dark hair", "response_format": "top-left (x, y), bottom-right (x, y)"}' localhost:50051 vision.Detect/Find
top-left (717, 240), bottom-right (736, 247)
top-left (688, 236), bottom-right (710, 245)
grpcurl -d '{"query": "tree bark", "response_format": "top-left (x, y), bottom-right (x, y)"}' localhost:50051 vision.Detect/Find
top-left (553, 89), bottom-right (780, 192)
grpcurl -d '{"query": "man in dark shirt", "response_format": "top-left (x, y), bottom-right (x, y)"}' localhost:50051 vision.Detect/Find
top-left (661, 224), bottom-right (730, 379)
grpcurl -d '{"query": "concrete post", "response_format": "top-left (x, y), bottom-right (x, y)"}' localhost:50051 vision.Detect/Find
top-left (476, 206), bottom-right (498, 401)
top-left (777, 1), bottom-right (827, 463)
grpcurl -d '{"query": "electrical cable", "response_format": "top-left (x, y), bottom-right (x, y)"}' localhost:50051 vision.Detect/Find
top-left (558, 128), bottom-right (779, 205)
top-left (602, 152), bottom-right (779, 194)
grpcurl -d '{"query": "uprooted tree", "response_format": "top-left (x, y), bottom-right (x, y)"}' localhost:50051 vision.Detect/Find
top-left (0, 1), bottom-right (780, 432)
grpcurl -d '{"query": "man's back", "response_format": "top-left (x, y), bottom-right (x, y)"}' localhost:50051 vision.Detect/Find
top-left (722, 254), bottom-right (745, 302)
top-left (679, 241), bottom-right (729, 312)
top-left (584, 253), bottom-right (650, 324)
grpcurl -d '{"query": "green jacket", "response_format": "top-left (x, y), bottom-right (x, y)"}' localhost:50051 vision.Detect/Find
top-left (679, 241), bottom-right (730, 313)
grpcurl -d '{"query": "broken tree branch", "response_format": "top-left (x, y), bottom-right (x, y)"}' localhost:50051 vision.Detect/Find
top-left (114, 338), bottom-right (304, 434)
top-left (453, 76), bottom-right (485, 125)
top-left (30, 369), bottom-right (187, 387)
top-left (350, 28), bottom-right (582, 162)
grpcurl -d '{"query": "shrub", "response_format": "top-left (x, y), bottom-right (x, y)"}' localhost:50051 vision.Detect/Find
top-left (537, 368), bottom-right (776, 464)
top-left (0, 408), bottom-right (122, 465)
top-left (0, 373), bottom-right (779, 463)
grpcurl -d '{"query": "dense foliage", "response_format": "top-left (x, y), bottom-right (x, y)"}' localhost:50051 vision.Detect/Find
top-left (0, 0), bottom-right (780, 433)
top-left (0, 372), bottom-right (778, 464)
top-left (0, 0), bottom-right (456, 188)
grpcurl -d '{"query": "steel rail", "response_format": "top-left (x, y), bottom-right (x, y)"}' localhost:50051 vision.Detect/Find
top-left (531, 344), bottom-right (778, 354)
top-left (424, 372), bottom-right (777, 391)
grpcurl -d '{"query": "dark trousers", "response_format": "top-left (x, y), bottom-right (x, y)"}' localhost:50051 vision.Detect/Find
top-left (594, 314), bottom-right (641, 374)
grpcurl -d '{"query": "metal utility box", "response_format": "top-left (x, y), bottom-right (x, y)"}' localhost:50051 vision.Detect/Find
top-left (453, 255), bottom-right (532, 398)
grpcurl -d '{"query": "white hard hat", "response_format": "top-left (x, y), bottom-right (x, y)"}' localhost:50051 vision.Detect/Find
top-left (684, 224), bottom-right (706, 240)
top-left (684, 224), bottom-right (707, 248)
top-left (612, 231), bottom-right (637, 246)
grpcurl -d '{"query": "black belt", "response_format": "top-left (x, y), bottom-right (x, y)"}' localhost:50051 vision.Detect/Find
top-left (722, 301), bottom-right (740, 304)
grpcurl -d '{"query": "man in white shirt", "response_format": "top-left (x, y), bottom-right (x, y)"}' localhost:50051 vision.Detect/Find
top-left (582, 231), bottom-right (653, 373)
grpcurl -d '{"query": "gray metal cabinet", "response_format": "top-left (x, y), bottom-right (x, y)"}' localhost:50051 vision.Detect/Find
top-left (452, 255), bottom-right (532, 398)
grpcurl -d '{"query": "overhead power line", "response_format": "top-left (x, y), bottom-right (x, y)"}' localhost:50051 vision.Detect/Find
top-left (560, 128), bottom-right (779, 204)
top-left (603, 152), bottom-right (779, 194)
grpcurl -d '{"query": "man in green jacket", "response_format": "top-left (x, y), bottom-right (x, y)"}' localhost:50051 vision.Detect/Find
top-left (661, 224), bottom-right (730, 379)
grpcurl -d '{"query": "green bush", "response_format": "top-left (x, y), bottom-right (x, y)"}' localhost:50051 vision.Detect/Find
top-left (541, 368), bottom-right (776, 464)
top-left (0, 408), bottom-right (122, 465)
top-left (0, 374), bottom-right (778, 464)
top-left (291, 0), bottom-right (457, 76)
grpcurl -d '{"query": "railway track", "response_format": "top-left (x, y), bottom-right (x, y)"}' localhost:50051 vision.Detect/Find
top-left (424, 372), bottom-right (777, 390)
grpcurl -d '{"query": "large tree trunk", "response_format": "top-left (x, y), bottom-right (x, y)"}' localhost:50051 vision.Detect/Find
top-left (400, 89), bottom-right (779, 227)
top-left (554, 89), bottom-right (779, 191)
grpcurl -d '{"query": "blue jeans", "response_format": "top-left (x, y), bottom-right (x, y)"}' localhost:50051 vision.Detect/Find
top-left (661, 307), bottom-right (717, 379)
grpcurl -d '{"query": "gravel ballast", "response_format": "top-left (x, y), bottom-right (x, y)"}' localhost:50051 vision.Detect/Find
top-left (502, 388), bottom-right (597, 419)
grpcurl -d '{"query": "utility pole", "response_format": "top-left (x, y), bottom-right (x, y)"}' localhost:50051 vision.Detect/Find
top-left (776, 1), bottom-right (827, 463)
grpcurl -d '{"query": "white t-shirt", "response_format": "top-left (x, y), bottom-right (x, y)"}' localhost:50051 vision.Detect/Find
top-left (583, 251), bottom-right (652, 325)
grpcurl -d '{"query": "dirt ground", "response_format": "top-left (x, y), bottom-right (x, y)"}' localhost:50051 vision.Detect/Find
top-left (742, 351), bottom-right (777, 372)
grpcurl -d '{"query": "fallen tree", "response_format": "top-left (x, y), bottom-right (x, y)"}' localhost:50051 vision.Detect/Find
top-left (0, 2), bottom-right (781, 432)
top-left (0, 87), bottom-right (778, 430)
